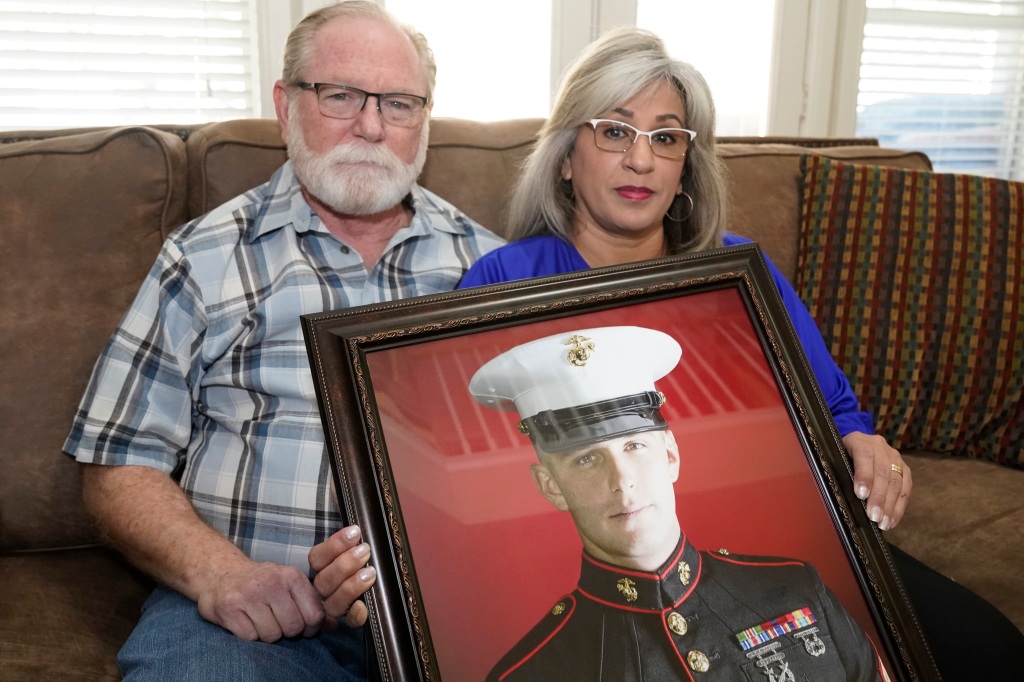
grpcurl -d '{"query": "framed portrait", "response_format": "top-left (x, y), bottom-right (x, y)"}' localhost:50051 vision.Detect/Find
top-left (301, 244), bottom-right (937, 682)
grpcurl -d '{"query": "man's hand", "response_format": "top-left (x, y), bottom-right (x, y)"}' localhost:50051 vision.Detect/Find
top-left (197, 560), bottom-right (327, 642)
top-left (81, 464), bottom-right (361, 643)
top-left (308, 526), bottom-right (377, 629)
top-left (843, 431), bottom-right (912, 531)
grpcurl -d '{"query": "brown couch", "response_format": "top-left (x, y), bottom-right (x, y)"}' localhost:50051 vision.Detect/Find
top-left (1, 118), bottom-right (1021, 680)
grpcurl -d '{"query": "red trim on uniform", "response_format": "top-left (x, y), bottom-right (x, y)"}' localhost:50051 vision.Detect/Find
top-left (656, 537), bottom-right (688, 581)
top-left (577, 587), bottom-right (665, 613)
top-left (578, 551), bottom-right (702, 611)
top-left (660, 608), bottom-right (698, 682)
top-left (497, 594), bottom-right (578, 682)
top-left (690, 547), bottom-right (703, 593)
top-left (708, 553), bottom-right (805, 569)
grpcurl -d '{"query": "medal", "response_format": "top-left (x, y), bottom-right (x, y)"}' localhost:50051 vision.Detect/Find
top-left (794, 627), bottom-right (827, 657)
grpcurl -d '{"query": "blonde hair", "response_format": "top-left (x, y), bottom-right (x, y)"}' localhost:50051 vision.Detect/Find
top-left (508, 28), bottom-right (727, 254)
top-left (281, 1), bottom-right (436, 101)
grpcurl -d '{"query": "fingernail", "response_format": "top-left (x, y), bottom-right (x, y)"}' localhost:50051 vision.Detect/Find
top-left (869, 506), bottom-right (882, 523)
top-left (353, 543), bottom-right (370, 559)
top-left (343, 526), bottom-right (360, 541)
top-left (879, 516), bottom-right (891, 531)
top-left (856, 485), bottom-right (869, 500)
top-left (359, 566), bottom-right (376, 582)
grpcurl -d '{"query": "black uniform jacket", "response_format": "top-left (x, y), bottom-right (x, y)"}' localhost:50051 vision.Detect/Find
top-left (487, 534), bottom-right (883, 682)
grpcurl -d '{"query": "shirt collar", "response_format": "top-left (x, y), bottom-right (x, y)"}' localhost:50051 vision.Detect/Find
top-left (248, 162), bottom-right (309, 241)
top-left (577, 533), bottom-right (702, 612)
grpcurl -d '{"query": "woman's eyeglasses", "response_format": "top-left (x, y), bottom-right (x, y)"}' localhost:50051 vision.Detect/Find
top-left (586, 119), bottom-right (696, 159)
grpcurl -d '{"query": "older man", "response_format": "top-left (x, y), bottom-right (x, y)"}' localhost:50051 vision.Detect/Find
top-left (63, 2), bottom-right (502, 680)
top-left (471, 327), bottom-right (884, 682)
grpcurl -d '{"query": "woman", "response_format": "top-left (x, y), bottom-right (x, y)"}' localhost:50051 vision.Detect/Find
top-left (460, 27), bottom-right (905, 529)
top-left (460, 27), bottom-right (1024, 679)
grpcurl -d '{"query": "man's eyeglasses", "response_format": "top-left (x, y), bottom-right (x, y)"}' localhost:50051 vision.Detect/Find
top-left (586, 119), bottom-right (696, 159)
top-left (297, 82), bottom-right (428, 128)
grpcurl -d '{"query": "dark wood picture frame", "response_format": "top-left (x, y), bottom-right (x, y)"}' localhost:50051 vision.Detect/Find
top-left (301, 244), bottom-right (938, 682)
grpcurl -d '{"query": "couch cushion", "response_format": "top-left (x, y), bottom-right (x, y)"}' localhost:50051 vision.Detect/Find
top-left (185, 119), bottom-right (286, 218)
top-left (796, 155), bottom-right (1024, 466)
top-left (888, 452), bottom-right (1024, 632)
top-left (419, 117), bottom-right (544, 239)
top-left (0, 548), bottom-right (151, 680)
top-left (720, 144), bottom-right (931, 282)
top-left (0, 127), bottom-right (188, 551)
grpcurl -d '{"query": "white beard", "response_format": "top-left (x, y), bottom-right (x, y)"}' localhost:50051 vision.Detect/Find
top-left (288, 114), bottom-right (428, 216)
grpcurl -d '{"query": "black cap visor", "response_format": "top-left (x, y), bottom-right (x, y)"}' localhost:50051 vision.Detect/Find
top-left (520, 391), bottom-right (667, 454)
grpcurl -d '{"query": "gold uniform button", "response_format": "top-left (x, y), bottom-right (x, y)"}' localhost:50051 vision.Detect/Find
top-left (687, 650), bottom-right (710, 672)
top-left (667, 611), bottom-right (687, 636)
top-left (551, 602), bottom-right (566, 616)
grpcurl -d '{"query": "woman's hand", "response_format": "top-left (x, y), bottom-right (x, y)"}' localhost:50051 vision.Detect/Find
top-left (843, 431), bottom-right (912, 531)
top-left (308, 525), bottom-right (377, 629)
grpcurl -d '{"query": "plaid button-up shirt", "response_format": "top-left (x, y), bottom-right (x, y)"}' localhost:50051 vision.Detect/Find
top-left (64, 162), bottom-right (503, 570)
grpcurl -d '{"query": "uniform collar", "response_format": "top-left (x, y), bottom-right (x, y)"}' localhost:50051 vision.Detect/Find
top-left (577, 534), bottom-right (702, 612)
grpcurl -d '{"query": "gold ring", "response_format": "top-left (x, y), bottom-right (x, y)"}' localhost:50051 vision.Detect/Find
top-left (891, 463), bottom-right (904, 477)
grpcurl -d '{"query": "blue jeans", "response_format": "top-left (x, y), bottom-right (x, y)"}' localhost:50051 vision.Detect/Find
top-left (118, 587), bottom-right (368, 681)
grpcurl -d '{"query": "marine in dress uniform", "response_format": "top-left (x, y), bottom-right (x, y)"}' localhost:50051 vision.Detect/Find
top-left (469, 326), bottom-right (885, 682)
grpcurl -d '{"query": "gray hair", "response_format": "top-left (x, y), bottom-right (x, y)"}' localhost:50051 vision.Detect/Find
top-left (508, 28), bottom-right (727, 254)
top-left (281, 1), bottom-right (436, 101)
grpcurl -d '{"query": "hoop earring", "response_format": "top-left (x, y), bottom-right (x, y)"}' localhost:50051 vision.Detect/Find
top-left (666, 192), bottom-right (694, 222)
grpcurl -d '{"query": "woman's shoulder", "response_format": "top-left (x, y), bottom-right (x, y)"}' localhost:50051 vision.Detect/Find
top-left (496, 234), bottom-right (562, 255)
top-left (459, 234), bottom-right (583, 288)
top-left (719, 232), bottom-right (799, 297)
top-left (724, 231), bottom-right (778, 268)
top-left (722, 232), bottom-right (753, 247)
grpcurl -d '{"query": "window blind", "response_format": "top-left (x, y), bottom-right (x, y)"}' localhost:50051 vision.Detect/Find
top-left (0, 0), bottom-right (258, 131)
top-left (855, 0), bottom-right (1024, 180)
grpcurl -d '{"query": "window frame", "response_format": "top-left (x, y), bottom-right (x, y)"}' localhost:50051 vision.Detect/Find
top-left (769, 0), bottom-right (868, 136)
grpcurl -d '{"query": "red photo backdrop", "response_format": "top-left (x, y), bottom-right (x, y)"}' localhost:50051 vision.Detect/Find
top-left (365, 287), bottom-right (887, 681)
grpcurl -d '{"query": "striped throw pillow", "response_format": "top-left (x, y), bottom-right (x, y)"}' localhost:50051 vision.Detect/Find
top-left (796, 154), bottom-right (1024, 467)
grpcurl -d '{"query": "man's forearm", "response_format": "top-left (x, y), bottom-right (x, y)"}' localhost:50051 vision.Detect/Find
top-left (81, 463), bottom-right (253, 603)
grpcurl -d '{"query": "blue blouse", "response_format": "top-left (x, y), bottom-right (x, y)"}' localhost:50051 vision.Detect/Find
top-left (458, 234), bottom-right (874, 436)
